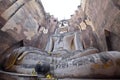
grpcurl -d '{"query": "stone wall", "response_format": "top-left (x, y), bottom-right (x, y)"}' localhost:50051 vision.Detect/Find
top-left (0, 0), bottom-right (58, 53)
top-left (0, 0), bottom-right (16, 15)
top-left (0, 0), bottom-right (120, 52)
top-left (70, 0), bottom-right (120, 51)
top-left (0, 30), bottom-right (20, 66)
top-left (84, 0), bottom-right (120, 51)
top-left (0, 0), bottom-right (48, 50)
top-left (0, 16), bottom-right (6, 29)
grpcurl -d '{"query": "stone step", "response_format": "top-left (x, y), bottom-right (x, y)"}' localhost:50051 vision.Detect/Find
top-left (1, 0), bottom-right (29, 21)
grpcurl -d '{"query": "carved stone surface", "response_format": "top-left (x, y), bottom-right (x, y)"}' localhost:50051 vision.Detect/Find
top-left (45, 31), bottom-right (83, 52)
top-left (1, 46), bottom-right (120, 79)
top-left (53, 51), bottom-right (120, 78)
top-left (2, 47), bottom-right (60, 75)
top-left (0, 0), bottom-right (120, 79)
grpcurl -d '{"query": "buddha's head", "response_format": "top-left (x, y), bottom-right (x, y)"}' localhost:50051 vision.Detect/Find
top-left (57, 20), bottom-right (69, 34)
top-left (59, 20), bottom-right (69, 27)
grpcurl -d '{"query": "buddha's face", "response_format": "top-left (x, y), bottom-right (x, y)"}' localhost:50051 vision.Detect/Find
top-left (58, 20), bottom-right (69, 34)
top-left (59, 20), bottom-right (69, 28)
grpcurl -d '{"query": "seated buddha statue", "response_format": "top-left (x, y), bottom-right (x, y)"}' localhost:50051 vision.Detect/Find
top-left (1, 19), bottom-right (99, 77)
top-left (2, 46), bottom-right (120, 79)
top-left (1, 20), bottom-right (120, 79)
top-left (45, 20), bottom-right (83, 53)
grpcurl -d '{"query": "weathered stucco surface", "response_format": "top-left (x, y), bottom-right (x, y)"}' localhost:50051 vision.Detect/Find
top-left (0, 0), bottom-right (16, 15)
top-left (0, 0), bottom-right (120, 79)
top-left (84, 0), bottom-right (120, 51)
top-left (70, 0), bottom-right (120, 51)
top-left (1, 0), bottom-right (47, 49)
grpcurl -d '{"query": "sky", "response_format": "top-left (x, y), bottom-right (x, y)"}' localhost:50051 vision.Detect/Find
top-left (41, 0), bottom-right (81, 20)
